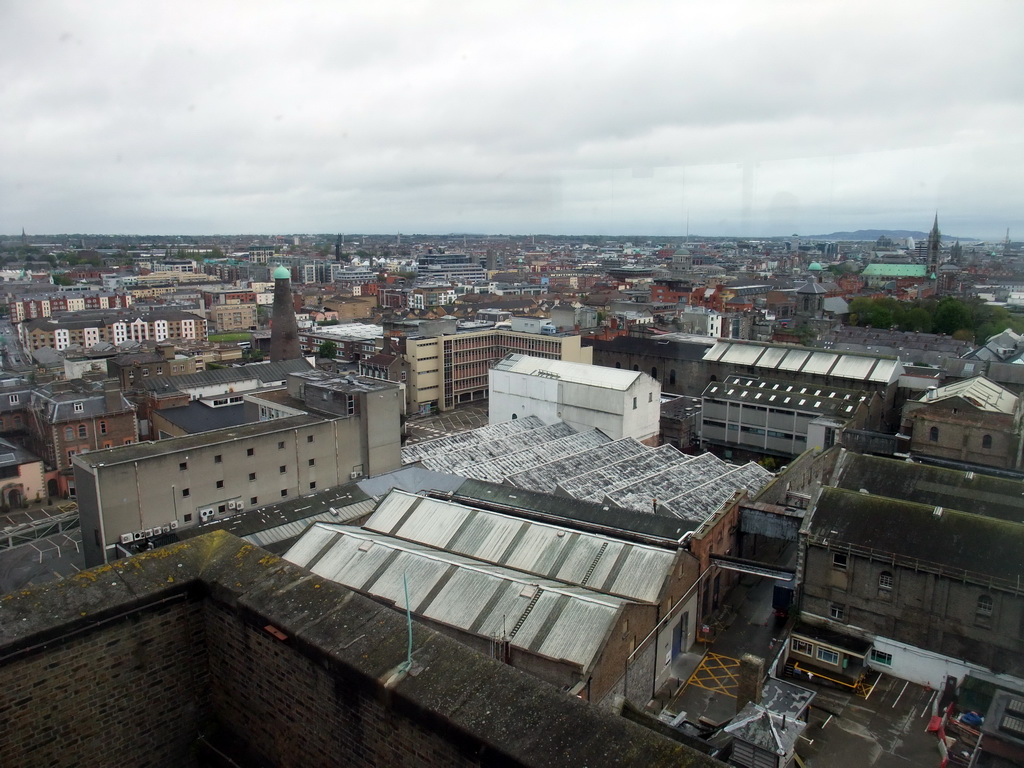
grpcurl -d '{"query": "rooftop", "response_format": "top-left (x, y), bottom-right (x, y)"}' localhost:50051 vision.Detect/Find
top-left (806, 487), bottom-right (1024, 590)
top-left (833, 453), bottom-right (1024, 524)
top-left (493, 353), bottom-right (644, 390)
top-left (917, 375), bottom-right (1019, 414)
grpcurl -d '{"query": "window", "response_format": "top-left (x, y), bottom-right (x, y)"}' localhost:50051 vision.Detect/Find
top-left (99, 421), bottom-right (107, 434)
top-left (8, 394), bottom-right (18, 404)
top-left (64, 426), bottom-right (74, 440)
top-left (216, 480), bottom-right (224, 489)
top-left (929, 426), bottom-right (939, 442)
top-left (832, 552), bottom-right (848, 571)
top-left (250, 497), bottom-right (258, 505)
top-left (279, 465), bottom-right (286, 474)
top-left (977, 594), bottom-right (993, 617)
top-left (309, 481), bottom-right (316, 490)
top-left (78, 424), bottom-right (87, 438)
top-left (816, 647), bottom-right (840, 665)
top-left (648, 392), bottom-right (653, 402)
top-left (184, 513), bottom-right (193, 523)
top-left (246, 447), bottom-right (254, 456)
top-left (214, 454), bottom-right (222, 463)
top-left (791, 638), bottom-right (813, 655)
top-left (870, 649), bottom-right (893, 666)
top-left (306, 435), bottom-right (314, 443)
top-left (181, 488), bottom-right (190, 498)
top-left (249, 472), bottom-right (256, 481)
top-left (73, 402), bottom-right (84, 412)
top-left (277, 441), bottom-right (285, 450)
top-left (308, 458), bottom-right (315, 467)
top-left (124, 439), bottom-right (132, 445)
top-left (982, 434), bottom-right (992, 450)
top-left (879, 571), bottom-right (893, 590)
top-left (218, 504), bottom-right (227, 514)
top-left (179, 461), bottom-right (188, 471)
top-left (632, 396), bottom-right (637, 410)
top-left (829, 604), bottom-right (845, 621)
top-left (280, 489), bottom-right (288, 497)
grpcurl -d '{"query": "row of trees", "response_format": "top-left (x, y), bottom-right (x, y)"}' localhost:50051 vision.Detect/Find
top-left (847, 296), bottom-right (1024, 343)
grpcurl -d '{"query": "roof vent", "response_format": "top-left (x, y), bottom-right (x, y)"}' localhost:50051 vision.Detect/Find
top-left (932, 506), bottom-right (943, 518)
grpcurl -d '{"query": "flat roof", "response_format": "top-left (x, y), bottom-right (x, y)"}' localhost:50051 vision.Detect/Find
top-left (73, 414), bottom-right (325, 467)
top-left (492, 353), bottom-right (642, 390)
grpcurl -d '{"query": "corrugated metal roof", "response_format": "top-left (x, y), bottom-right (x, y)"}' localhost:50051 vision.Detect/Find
top-left (718, 344), bottom-right (766, 366)
top-left (285, 523), bottom-right (628, 672)
top-left (830, 355), bottom-right (879, 382)
top-left (801, 352), bottom-right (839, 376)
top-left (242, 499), bottom-right (376, 548)
top-left (365, 490), bottom-right (674, 603)
top-left (777, 349), bottom-right (811, 371)
top-left (754, 346), bottom-right (789, 369)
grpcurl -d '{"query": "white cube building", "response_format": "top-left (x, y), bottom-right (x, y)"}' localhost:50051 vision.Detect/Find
top-left (489, 354), bottom-right (661, 443)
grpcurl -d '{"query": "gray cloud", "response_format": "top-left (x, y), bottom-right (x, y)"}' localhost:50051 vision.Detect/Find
top-left (1, 0), bottom-right (1022, 237)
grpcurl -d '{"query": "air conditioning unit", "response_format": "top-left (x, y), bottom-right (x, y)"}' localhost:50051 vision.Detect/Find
top-left (144, 529), bottom-right (153, 538)
top-left (228, 500), bottom-right (239, 510)
top-left (120, 533), bottom-right (134, 545)
top-left (133, 531), bottom-right (145, 541)
top-left (200, 508), bottom-right (214, 522)
top-left (349, 471), bottom-right (362, 480)
top-left (169, 521), bottom-right (178, 530)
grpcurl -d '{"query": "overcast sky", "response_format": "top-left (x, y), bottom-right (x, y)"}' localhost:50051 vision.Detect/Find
top-left (2, 1), bottom-right (1022, 239)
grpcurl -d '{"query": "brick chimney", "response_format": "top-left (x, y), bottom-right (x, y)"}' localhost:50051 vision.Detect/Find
top-left (736, 653), bottom-right (765, 714)
top-left (102, 379), bottom-right (123, 412)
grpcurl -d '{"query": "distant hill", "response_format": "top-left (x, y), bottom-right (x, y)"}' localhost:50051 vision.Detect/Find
top-left (806, 229), bottom-right (967, 242)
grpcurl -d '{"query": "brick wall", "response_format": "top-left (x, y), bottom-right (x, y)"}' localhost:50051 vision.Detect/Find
top-left (0, 533), bottom-right (723, 768)
top-left (205, 604), bottom-right (482, 768)
top-left (0, 597), bottom-right (209, 768)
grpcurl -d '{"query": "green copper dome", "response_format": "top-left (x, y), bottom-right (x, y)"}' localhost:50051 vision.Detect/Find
top-left (273, 265), bottom-right (291, 279)
top-left (808, 261), bottom-right (823, 271)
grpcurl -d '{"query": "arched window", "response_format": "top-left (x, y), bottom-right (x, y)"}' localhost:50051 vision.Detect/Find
top-left (977, 594), bottom-right (993, 617)
top-left (615, 362), bottom-right (621, 369)
top-left (929, 426), bottom-right (939, 442)
top-left (64, 426), bottom-right (73, 440)
top-left (669, 370), bottom-right (677, 386)
top-left (632, 364), bottom-right (639, 372)
top-left (78, 424), bottom-right (87, 438)
top-left (651, 367), bottom-right (658, 380)
top-left (878, 571), bottom-right (893, 591)
top-left (982, 434), bottom-right (992, 450)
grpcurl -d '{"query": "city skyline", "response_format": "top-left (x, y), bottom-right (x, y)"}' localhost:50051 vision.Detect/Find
top-left (2, 1), bottom-right (1022, 239)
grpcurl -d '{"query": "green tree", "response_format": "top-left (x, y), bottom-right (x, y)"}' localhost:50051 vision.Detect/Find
top-left (933, 297), bottom-right (973, 337)
top-left (318, 340), bottom-right (338, 359)
top-left (52, 274), bottom-right (75, 286)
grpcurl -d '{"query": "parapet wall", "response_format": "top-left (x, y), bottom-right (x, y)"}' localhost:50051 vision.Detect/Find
top-left (0, 532), bottom-right (723, 768)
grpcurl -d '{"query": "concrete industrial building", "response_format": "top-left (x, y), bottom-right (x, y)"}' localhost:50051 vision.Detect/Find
top-left (700, 375), bottom-right (879, 462)
top-left (489, 353), bottom-right (660, 443)
top-left (73, 372), bottom-right (402, 566)
top-left (401, 320), bottom-right (593, 414)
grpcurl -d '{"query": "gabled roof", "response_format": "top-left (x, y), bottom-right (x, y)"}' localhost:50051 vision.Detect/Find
top-left (916, 375), bottom-right (1018, 414)
top-left (285, 522), bottom-right (631, 674)
top-left (364, 490), bottom-right (676, 603)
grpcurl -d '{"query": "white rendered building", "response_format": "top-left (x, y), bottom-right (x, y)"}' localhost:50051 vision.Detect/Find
top-left (489, 354), bottom-right (660, 442)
